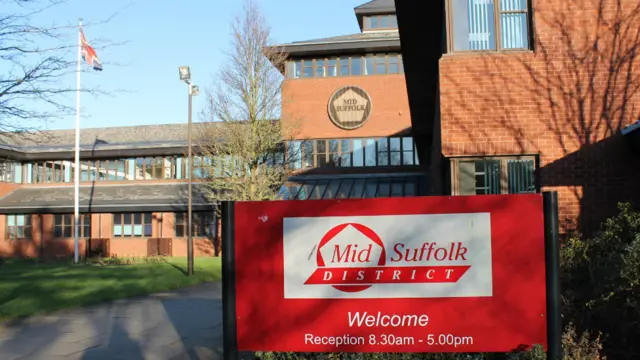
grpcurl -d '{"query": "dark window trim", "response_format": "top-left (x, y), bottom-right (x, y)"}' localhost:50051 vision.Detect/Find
top-left (449, 155), bottom-right (539, 195)
top-left (174, 212), bottom-right (215, 238)
top-left (53, 214), bottom-right (91, 239)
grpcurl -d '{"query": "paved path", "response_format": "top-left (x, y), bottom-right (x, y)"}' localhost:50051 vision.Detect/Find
top-left (0, 282), bottom-right (253, 360)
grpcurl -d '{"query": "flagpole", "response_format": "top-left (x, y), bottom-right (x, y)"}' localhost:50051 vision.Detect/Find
top-left (74, 18), bottom-right (82, 264)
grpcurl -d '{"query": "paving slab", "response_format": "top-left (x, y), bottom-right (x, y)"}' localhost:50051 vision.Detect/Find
top-left (0, 282), bottom-right (231, 360)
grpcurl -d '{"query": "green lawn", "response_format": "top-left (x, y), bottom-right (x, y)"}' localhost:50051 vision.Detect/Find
top-left (0, 257), bottom-right (222, 322)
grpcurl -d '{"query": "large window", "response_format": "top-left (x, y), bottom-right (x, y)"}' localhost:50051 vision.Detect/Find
top-left (6, 215), bottom-right (32, 239)
top-left (287, 53), bottom-right (403, 79)
top-left (448, 0), bottom-right (530, 52)
top-left (53, 214), bottom-right (91, 238)
top-left (282, 175), bottom-right (423, 200)
top-left (113, 213), bottom-right (153, 238)
top-left (287, 137), bottom-right (419, 170)
top-left (451, 156), bottom-right (537, 195)
top-left (174, 212), bottom-right (216, 238)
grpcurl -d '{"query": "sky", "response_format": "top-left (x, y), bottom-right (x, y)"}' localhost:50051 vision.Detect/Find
top-left (18, 0), bottom-right (368, 131)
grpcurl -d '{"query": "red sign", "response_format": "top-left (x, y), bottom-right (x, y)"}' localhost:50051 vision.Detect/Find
top-left (234, 195), bottom-right (547, 353)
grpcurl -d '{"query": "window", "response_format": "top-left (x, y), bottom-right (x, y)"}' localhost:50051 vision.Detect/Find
top-left (283, 175), bottom-right (422, 200)
top-left (364, 15), bottom-right (398, 30)
top-left (339, 58), bottom-right (350, 76)
top-left (174, 212), bottom-right (216, 237)
top-left (287, 137), bottom-right (418, 170)
top-left (6, 215), bottom-right (32, 239)
top-left (449, 0), bottom-right (530, 51)
top-left (54, 214), bottom-right (91, 238)
top-left (113, 213), bottom-right (153, 237)
top-left (451, 156), bottom-right (537, 195)
top-left (286, 54), bottom-right (404, 79)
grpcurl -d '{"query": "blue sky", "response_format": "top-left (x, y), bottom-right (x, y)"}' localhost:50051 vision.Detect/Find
top-left (21, 0), bottom-right (368, 130)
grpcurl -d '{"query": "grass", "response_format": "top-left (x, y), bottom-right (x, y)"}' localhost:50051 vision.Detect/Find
top-left (0, 257), bottom-right (222, 322)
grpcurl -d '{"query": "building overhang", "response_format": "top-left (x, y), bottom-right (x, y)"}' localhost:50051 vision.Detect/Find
top-left (622, 121), bottom-right (640, 152)
top-left (0, 183), bottom-right (217, 214)
top-left (277, 39), bottom-right (400, 58)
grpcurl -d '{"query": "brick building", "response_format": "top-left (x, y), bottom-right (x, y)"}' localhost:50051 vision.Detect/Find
top-left (0, 125), bottom-right (219, 258)
top-left (393, 0), bottom-right (639, 233)
top-left (0, 0), bottom-right (638, 258)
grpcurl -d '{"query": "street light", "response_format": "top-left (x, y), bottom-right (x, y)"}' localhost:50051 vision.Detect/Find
top-left (179, 65), bottom-right (198, 276)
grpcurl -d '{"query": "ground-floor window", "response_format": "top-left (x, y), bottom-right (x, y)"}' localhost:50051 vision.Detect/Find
top-left (450, 156), bottom-right (537, 195)
top-left (174, 212), bottom-right (216, 237)
top-left (113, 213), bottom-right (153, 237)
top-left (6, 214), bottom-right (32, 239)
top-left (53, 214), bottom-right (91, 238)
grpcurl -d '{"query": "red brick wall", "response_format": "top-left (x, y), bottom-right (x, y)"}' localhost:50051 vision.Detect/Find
top-left (0, 212), bottom-right (219, 258)
top-left (439, 0), bottom-right (640, 232)
top-left (282, 74), bottom-right (412, 139)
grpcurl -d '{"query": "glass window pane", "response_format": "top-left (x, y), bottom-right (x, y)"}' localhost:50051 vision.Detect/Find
top-left (500, 13), bottom-right (529, 49)
top-left (351, 57), bottom-right (362, 75)
top-left (336, 179), bottom-right (353, 199)
top-left (324, 180), bottom-right (341, 199)
top-left (377, 183), bottom-right (390, 197)
top-left (365, 56), bottom-right (374, 75)
top-left (390, 138), bottom-right (401, 151)
top-left (507, 159), bottom-right (536, 193)
top-left (144, 225), bottom-right (152, 237)
top-left (327, 59), bottom-right (337, 76)
top-left (380, 15), bottom-right (389, 28)
top-left (391, 152), bottom-right (401, 166)
top-left (303, 60), bottom-right (313, 77)
top-left (54, 215), bottom-right (62, 226)
top-left (451, 0), bottom-right (496, 51)
top-left (316, 140), bottom-right (326, 153)
top-left (133, 225), bottom-right (143, 236)
top-left (16, 215), bottom-right (25, 226)
top-left (123, 213), bottom-right (132, 224)
top-left (64, 226), bottom-right (72, 238)
top-left (501, 0), bottom-right (526, 11)
top-left (375, 55), bottom-right (386, 74)
top-left (54, 227), bottom-right (62, 238)
top-left (365, 139), bottom-right (377, 166)
top-left (294, 60), bottom-right (302, 78)
top-left (391, 183), bottom-right (404, 197)
top-left (390, 15), bottom-right (398, 27)
top-left (339, 58), bottom-right (349, 76)
top-left (133, 213), bottom-right (142, 224)
top-left (302, 142), bottom-right (314, 168)
top-left (459, 161), bottom-right (476, 195)
top-left (315, 59), bottom-right (325, 77)
top-left (352, 139), bottom-right (364, 167)
top-left (364, 181), bottom-right (378, 198)
top-left (388, 56), bottom-right (399, 74)
top-left (370, 16), bottom-right (379, 28)
top-left (7, 215), bottom-right (15, 226)
top-left (405, 182), bottom-right (416, 196)
top-left (350, 179), bottom-right (366, 198)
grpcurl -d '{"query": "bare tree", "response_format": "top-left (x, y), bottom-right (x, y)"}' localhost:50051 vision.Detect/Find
top-left (0, 0), bottom-right (127, 138)
top-left (198, 0), bottom-right (300, 202)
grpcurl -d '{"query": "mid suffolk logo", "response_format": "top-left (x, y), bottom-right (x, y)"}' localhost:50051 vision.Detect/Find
top-left (304, 223), bottom-right (471, 293)
top-left (283, 214), bottom-right (494, 299)
top-left (328, 86), bottom-right (372, 130)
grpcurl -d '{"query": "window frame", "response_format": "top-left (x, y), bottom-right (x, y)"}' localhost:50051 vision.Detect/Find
top-left (449, 155), bottom-right (539, 195)
top-left (112, 213), bottom-right (153, 238)
top-left (363, 14), bottom-right (399, 31)
top-left (6, 214), bottom-right (33, 240)
top-left (445, 0), bottom-right (533, 53)
top-left (286, 54), bottom-right (404, 79)
top-left (53, 214), bottom-right (91, 239)
top-left (174, 212), bottom-right (216, 238)
top-left (286, 137), bottom-right (419, 170)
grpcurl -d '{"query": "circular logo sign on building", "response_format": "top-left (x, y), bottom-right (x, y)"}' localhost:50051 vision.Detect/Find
top-left (328, 86), bottom-right (372, 130)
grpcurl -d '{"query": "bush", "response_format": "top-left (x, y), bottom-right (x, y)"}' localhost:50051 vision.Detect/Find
top-left (560, 202), bottom-right (640, 359)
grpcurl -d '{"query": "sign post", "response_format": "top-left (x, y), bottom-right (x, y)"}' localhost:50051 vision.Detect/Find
top-left (225, 194), bottom-right (553, 354)
top-left (543, 191), bottom-right (562, 359)
top-left (221, 201), bottom-right (238, 360)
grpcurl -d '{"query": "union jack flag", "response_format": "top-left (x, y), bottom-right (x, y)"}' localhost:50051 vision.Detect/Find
top-left (80, 27), bottom-right (102, 71)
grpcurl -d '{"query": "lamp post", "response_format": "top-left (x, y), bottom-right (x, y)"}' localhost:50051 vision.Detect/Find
top-left (179, 66), bottom-right (199, 276)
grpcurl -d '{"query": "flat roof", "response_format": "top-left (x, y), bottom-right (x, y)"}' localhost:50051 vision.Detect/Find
top-left (274, 31), bottom-right (400, 58)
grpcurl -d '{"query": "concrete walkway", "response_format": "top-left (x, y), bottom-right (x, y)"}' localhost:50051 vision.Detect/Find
top-left (0, 282), bottom-right (251, 360)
